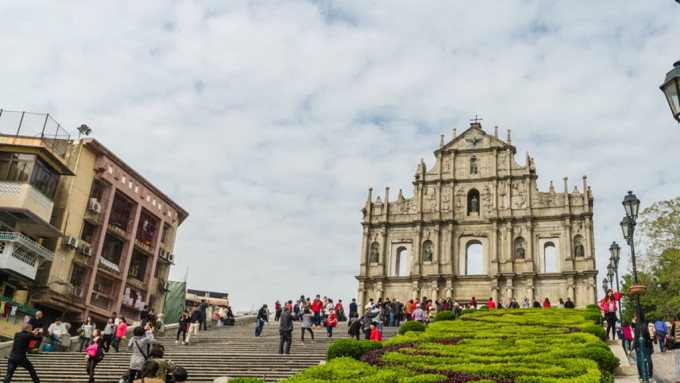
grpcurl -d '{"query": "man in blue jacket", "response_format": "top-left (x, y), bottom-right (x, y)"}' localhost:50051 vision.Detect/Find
top-left (255, 304), bottom-right (268, 337)
top-left (3, 323), bottom-right (43, 382)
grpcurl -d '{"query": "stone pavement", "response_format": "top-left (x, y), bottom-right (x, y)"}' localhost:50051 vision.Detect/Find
top-left (611, 339), bottom-right (679, 383)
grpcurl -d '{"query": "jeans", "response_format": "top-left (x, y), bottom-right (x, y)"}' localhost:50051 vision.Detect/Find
top-left (4, 357), bottom-right (40, 383)
top-left (624, 339), bottom-right (631, 353)
top-left (635, 345), bottom-right (653, 378)
top-left (50, 334), bottom-right (62, 352)
top-left (313, 311), bottom-right (321, 326)
top-left (200, 315), bottom-right (208, 330)
top-left (112, 336), bottom-right (122, 352)
top-left (279, 330), bottom-right (292, 354)
top-left (78, 336), bottom-right (90, 352)
top-left (395, 312), bottom-right (402, 327)
top-left (255, 319), bottom-right (265, 337)
top-left (389, 313), bottom-right (395, 327)
top-left (176, 327), bottom-right (186, 342)
top-left (364, 328), bottom-right (371, 340)
top-left (326, 326), bottom-right (333, 337)
top-left (656, 331), bottom-right (666, 352)
top-left (102, 334), bottom-right (113, 351)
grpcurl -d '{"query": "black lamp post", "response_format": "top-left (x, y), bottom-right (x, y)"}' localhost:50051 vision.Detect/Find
top-left (602, 277), bottom-right (609, 295)
top-left (620, 191), bottom-right (648, 382)
top-left (660, 61), bottom-right (680, 123)
top-left (609, 241), bottom-right (622, 322)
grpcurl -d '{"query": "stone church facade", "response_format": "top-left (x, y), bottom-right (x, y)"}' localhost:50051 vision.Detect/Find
top-left (356, 122), bottom-right (598, 308)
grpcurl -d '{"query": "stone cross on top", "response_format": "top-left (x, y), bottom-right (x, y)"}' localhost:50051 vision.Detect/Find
top-left (470, 114), bottom-right (483, 124)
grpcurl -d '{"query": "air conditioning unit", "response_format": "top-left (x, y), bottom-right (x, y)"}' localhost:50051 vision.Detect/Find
top-left (64, 236), bottom-right (79, 249)
top-left (88, 198), bottom-right (102, 214)
top-left (159, 249), bottom-right (168, 260)
top-left (80, 244), bottom-right (93, 257)
top-left (168, 253), bottom-right (175, 263)
top-left (162, 281), bottom-right (170, 291)
top-left (73, 287), bottom-right (83, 298)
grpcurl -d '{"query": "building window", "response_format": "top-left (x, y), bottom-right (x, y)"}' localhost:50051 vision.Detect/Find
top-left (129, 249), bottom-right (148, 281)
top-left (544, 242), bottom-right (557, 273)
top-left (89, 179), bottom-right (105, 201)
top-left (81, 221), bottom-right (96, 244)
top-left (29, 158), bottom-right (60, 198)
top-left (109, 193), bottom-right (135, 232)
top-left (160, 223), bottom-right (173, 244)
top-left (69, 264), bottom-right (87, 287)
top-left (101, 234), bottom-right (124, 265)
top-left (466, 241), bottom-right (483, 275)
top-left (136, 209), bottom-right (159, 246)
top-left (396, 247), bottom-right (407, 276)
top-left (0, 153), bottom-right (60, 198)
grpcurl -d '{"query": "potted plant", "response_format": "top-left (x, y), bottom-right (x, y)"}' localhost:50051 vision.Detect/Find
top-left (628, 284), bottom-right (646, 297)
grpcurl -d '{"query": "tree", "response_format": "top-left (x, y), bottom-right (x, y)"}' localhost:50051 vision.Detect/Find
top-left (618, 197), bottom-right (680, 322)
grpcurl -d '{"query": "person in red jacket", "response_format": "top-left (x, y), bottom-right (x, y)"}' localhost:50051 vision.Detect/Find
top-left (600, 289), bottom-right (622, 340)
top-left (543, 298), bottom-right (551, 308)
top-left (369, 322), bottom-right (382, 341)
top-left (486, 297), bottom-right (496, 309)
top-left (326, 309), bottom-right (337, 337)
top-left (311, 295), bottom-right (323, 328)
top-left (470, 297), bottom-right (477, 309)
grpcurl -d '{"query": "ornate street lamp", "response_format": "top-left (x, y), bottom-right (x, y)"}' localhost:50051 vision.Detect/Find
top-left (609, 241), bottom-right (622, 322)
top-left (660, 61), bottom-right (680, 123)
top-left (620, 191), bottom-right (648, 382)
top-left (602, 277), bottom-right (609, 295)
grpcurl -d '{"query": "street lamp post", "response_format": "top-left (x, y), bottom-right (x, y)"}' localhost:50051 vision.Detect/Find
top-left (620, 191), bottom-right (648, 382)
top-left (602, 277), bottom-right (609, 295)
top-left (609, 241), bottom-right (622, 323)
top-left (660, 61), bottom-right (680, 123)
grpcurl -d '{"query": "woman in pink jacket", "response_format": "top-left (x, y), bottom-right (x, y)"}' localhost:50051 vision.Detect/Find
top-left (600, 289), bottom-right (621, 340)
top-left (112, 317), bottom-right (127, 353)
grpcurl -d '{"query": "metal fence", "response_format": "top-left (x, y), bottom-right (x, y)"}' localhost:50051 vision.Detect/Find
top-left (0, 109), bottom-right (71, 158)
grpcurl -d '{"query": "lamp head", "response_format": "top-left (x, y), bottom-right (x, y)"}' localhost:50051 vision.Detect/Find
top-left (620, 216), bottom-right (632, 244)
top-left (660, 61), bottom-right (680, 123)
top-left (609, 241), bottom-right (620, 263)
top-left (622, 191), bottom-right (640, 220)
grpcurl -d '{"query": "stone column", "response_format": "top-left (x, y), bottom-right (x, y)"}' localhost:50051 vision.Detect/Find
top-left (413, 225), bottom-right (422, 275)
top-left (525, 221), bottom-right (534, 273)
top-left (563, 218), bottom-right (572, 272)
top-left (411, 280), bottom-right (420, 301)
top-left (379, 227), bottom-right (387, 270)
top-left (360, 227), bottom-right (369, 275)
top-left (433, 224), bottom-right (441, 274)
top-left (567, 275), bottom-right (575, 302)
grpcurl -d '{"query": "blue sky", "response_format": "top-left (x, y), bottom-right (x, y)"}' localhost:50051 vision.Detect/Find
top-left (1, 1), bottom-right (679, 311)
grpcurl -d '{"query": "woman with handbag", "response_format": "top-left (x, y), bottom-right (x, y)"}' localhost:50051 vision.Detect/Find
top-left (134, 360), bottom-right (163, 383)
top-left (599, 289), bottom-right (621, 340)
top-left (126, 324), bottom-right (155, 383)
top-left (86, 329), bottom-right (105, 383)
top-left (79, 316), bottom-right (96, 352)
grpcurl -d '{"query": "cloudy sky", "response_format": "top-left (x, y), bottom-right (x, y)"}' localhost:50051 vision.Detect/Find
top-left (1, 1), bottom-right (679, 311)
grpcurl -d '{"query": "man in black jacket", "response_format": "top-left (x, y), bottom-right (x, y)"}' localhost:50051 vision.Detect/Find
top-left (3, 323), bottom-right (43, 383)
top-left (27, 311), bottom-right (43, 352)
top-left (564, 298), bottom-right (575, 309)
top-left (278, 306), bottom-right (293, 354)
top-left (255, 304), bottom-right (268, 337)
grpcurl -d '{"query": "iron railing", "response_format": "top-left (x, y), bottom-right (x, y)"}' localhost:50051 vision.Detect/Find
top-left (0, 109), bottom-right (71, 158)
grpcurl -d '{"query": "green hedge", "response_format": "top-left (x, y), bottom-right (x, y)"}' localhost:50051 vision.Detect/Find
top-left (326, 339), bottom-right (383, 361)
top-left (582, 324), bottom-right (607, 341)
top-left (585, 304), bottom-right (600, 310)
top-left (584, 311), bottom-right (604, 325)
top-left (577, 347), bottom-right (619, 374)
top-left (228, 379), bottom-right (265, 383)
top-left (434, 310), bottom-right (457, 322)
top-left (398, 321), bottom-right (426, 335)
top-left (460, 308), bottom-right (476, 316)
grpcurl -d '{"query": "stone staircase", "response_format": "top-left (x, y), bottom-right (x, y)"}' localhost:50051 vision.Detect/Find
top-left (5, 322), bottom-right (400, 382)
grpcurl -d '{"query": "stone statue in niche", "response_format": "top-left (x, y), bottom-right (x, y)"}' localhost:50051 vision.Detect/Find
top-left (370, 246), bottom-right (379, 263)
top-left (470, 195), bottom-right (479, 213)
top-left (424, 245), bottom-right (433, 262)
top-left (470, 161), bottom-right (478, 175)
top-left (516, 243), bottom-right (525, 259)
top-left (574, 240), bottom-right (584, 257)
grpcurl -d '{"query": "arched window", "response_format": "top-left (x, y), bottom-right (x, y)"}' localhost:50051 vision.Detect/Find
top-left (467, 189), bottom-right (480, 215)
top-left (466, 241), bottom-right (483, 275)
top-left (396, 246), bottom-right (408, 276)
top-left (544, 242), bottom-right (557, 273)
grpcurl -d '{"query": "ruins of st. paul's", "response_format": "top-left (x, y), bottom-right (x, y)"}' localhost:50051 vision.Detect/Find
top-left (356, 122), bottom-right (597, 308)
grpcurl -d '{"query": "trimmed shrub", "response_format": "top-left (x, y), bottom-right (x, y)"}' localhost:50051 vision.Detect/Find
top-left (460, 308), bottom-right (476, 316)
top-left (479, 305), bottom-right (490, 311)
top-left (584, 342), bottom-right (610, 351)
top-left (398, 321), bottom-right (426, 335)
top-left (582, 324), bottom-right (607, 341)
top-left (326, 339), bottom-right (383, 361)
top-left (584, 311), bottom-right (604, 325)
top-left (434, 310), bottom-right (457, 322)
top-left (585, 304), bottom-right (600, 310)
top-left (228, 379), bottom-right (265, 383)
top-left (577, 347), bottom-right (619, 373)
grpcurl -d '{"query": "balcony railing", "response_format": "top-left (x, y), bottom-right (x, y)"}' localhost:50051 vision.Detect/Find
top-left (90, 293), bottom-right (112, 311)
top-left (0, 232), bottom-right (54, 261)
top-left (99, 257), bottom-right (120, 273)
top-left (0, 181), bottom-right (54, 223)
top-left (0, 109), bottom-right (71, 158)
top-left (0, 232), bottom-right (54, 281)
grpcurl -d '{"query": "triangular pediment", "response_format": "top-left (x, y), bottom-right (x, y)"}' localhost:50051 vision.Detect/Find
top-left (437, 123), bottom-right (515, 154)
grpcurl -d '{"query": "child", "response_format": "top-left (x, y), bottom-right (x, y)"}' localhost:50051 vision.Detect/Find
top-left (621, 321), bottom-right (633, 354)
top-left (369, 322), bottom-right (382, 341)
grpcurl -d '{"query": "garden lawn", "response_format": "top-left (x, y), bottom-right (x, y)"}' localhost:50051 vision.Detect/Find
top-left (282, 308), bottom-right (618, 383)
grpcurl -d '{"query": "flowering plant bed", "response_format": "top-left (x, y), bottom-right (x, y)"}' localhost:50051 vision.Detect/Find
top-left (284, 308), bottom-right (617, 383)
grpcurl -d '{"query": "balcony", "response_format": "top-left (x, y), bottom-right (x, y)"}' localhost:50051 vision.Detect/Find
top-left (90, 293), bottom-right (112, 311)
top-left (0, 181), bottom-right (54, 224)
top-left (98, 257), bottom-right (120, 274)
top-left (0, 232), bottom-right (54, 280)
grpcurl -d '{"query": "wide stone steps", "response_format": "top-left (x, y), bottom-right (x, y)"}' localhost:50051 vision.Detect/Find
top-left (6, 321), bottom-right (400, 382)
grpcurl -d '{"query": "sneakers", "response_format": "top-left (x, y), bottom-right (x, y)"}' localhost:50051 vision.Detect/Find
top-left (175, 340), bottom-right (179, 344)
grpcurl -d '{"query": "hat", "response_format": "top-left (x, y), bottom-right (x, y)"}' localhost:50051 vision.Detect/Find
top-left (365, 304), bottom-right (372, 310)
top-left (415, 304), bottom-right (420, 308)
top-left (429, 307), bottom-right (436, 311)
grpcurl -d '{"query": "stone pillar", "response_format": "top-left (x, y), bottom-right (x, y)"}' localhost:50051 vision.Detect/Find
top-left (413, 225), bottom-right (422, 275)
top-left (431, 280), bottom-right (439, 300)
top-left (379, 227), bottom-right (387, 270)
top-left (411, 280), bottom-right (420, 301)
top-left (525, 221), bottom-right (534, 273)
top-left (445, 279), bottom-right (453, 300)
top-left (433, 224), bottom-right (441, 274)
top-left (563, 219), bottom-right (572, 272)
top-left (492, 279), bottom-right (499, 303)
top-left (567, 275), bottom-right (575, 302)
top-left (360, 227), bottom-right (369, 275)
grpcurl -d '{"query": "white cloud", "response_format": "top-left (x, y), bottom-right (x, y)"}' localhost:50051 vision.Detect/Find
top-left (1, 0), bottom-right (679, 310)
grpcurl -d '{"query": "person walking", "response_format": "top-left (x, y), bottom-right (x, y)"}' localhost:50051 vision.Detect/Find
top-left (621, 321), bottom-right (633, 354)
top-left (278, 306), bottom-right (293, 354)
top-left (412, 304), bottom-right (425, 323)
top-left (311, 295), bottom-right (323, 328)
top-left (199, 299), bottom-right (209, 331)
top-left (632, 312), bottom-right (654, 380)
top-left (85, 329), bottom-right (105, 383)
top-left (670, 314), bottom-right (680, 383)
top-left (599, 289), bottom-right (621, 340)
top-left (102, 317), bottom-right (115, 352)
top-left (79, 316), bottom-right (96, 352)
top-left (348, 298), bottom-right (358, 323)
top-left (27, 311), bottom-right (44, 352)
top-left (254, 304), bottom-right (268, 337)
top-left (274, 300), bottom-right (282, 322)
top-left (112, 317), bottom-right (127, 352)
top-left (326, 309), bottom-right (337, 337)
top-left (3, 323), bottom-right (42, 383)
top-left (126, 324), bottom-right (155, 383)
top-left (185, 306), bottom-right (201, 345)
top-left (654, 317), bottom-right (669, 353)
top-left (361, 305), bottom-right (378, 340)
top-left (300, 308), bottom-right (314, 344)
top-left (176, 310), bottom-right (189, 345)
